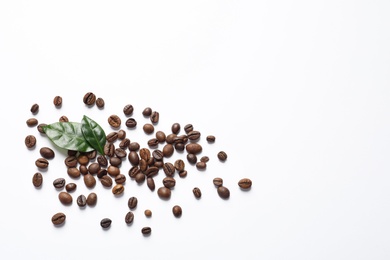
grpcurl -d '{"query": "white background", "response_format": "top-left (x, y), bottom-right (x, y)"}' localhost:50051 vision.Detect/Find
top-left (1, 1), bottom-right (390, 259)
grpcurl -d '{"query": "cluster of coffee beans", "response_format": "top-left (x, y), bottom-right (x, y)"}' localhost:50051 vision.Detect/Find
top-left (26, 92), bottom-right (252, 234)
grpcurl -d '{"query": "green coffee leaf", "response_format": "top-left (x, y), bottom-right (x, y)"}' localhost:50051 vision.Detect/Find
top-left (42, 122), bottom-right (95, 152)
top-left (81, 115), bottom-right (106, 155)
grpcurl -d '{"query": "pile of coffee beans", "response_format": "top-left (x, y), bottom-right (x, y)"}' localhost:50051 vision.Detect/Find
top-left (26, 92), bottom-right (253, 235)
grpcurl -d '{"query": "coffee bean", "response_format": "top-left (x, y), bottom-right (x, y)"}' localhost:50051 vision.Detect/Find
top-left (142, 107), bottom-right (152, 117)
top-left (206, 135), bottom-right (216, 143)
top-left (139, 148), bottom-right (151, 161)
top-left (108, 115), bottom-right (121, 128)
top-left (100, 175), bottom-right (113, 187)
top-left (53, 96), bottom-right (62, 107)
top-left (106, 131), bottom-right (119, 143)
top-left (196, 161), bottom-right (207, 170)
top-left (59, 116), bottom-right (69, 122)
top-left (115, 174), bottom-right (126, 184)
top-left (155, 131), bottom-right (166, 143)
top-left (112, 184), bottom-right (124, 195)
top-left (114, 148), bottom-right (127, 158)
top-left (163, 162), bottom-right (175, 176)
top-left (25, 135), bottom-right (36, 148)
top-left (218, 151), bottom-right (228, 161)
top-left (128, 166), bottom-right (140, 178)
top-left (88, 163), bottom-right (101, 175)
top-left (157, 186), bottom-right (171, 199)
top-left (178, 170), bottom-right (187, 178)
top-left (141, 227), bottom-right (151, 235)
top-left (96, 97), bottom-right (105, 108)
top-left (86, 192), bottom-right (97, 206)
top-left (238, 178), bottom-right (252, 189)
top-left (83, 92), bottom-right (96, 106)
top-left (67, 167), bottom-right (81, 178)
top-left (135, 172), bottom-right (146, 183)
top-left (129, 142), bottom-right (140, 151)
top-left (125, 118), bottom-right (137, 128)
top-left (51, 212), bottom-right (66, 225)
top-left (64, 156), bottom-right (78, 167)
top-left (32, 172), bottom-right (43, 187)
top-left (171, 123), bottom-right (180, 134)
top-left (53, 178), bottom-right (66, 189)
top-left (77, 194), bottom-right (87, 207)
top-left (37, 123), bottom-right (47, 134)
top-left (147, 177), bottom-right (155, 191)
top-left (100, 218), bottom-right (112, 229)
top-left (139, 159), bottom-right (148, 172)
top-left (128, 151), bottom-right (140, 166)
top-left (77, 154), bottom-right (89, 165)
top-left (79, 165), bottom-right (88, 175)
top-left (119, 138), bottom-right (130, 149)
top-left (184, 124), bottom-right (193, 133)
top-left (40, 147), bottom-right (55, 159)
top-left (125, 211), bottom-right (134, 224)
top-left (150, 111), bottom-right (159, 124)
top-left (35, 158), bottom-right (49, 169)
top-left (185, 143), bottom-right (202, 154)
top-left (192, 187), bottom-right (202, 198)
top-left (147, 138), bottom-right (159, 148)
top-left (174, 159), bottom-right (185, 172)
top-left (172, 205), bottom-right (182, 217)
top-left (143, 123), bottom-right (154, 134)
top-left (145, 166), bottom-right (159, 178)
top-left (58, 192), bottom-right (73, 205)
top-left (123, 104), bottom-right (134, 116)
top-left (213, 177), bottom-right (223, 187)
top-left (162, 177), bottom-right (176, 189)
top-left (166, 134), bottom-right (176, 144)
top-left (217, 186), bottom-right (230, 199)
top-left (104, 143), bottom-right (115, 157)
top-left (186, 153), bottom-right (197, 164)
top-left (152, 149), bottom-right (164, 161)
top-left (118, 129), bottom-right (126, 139)
top-left (200, 156), bottom-right (209, 163)
top-left (30, 103), bottom-right (39, 114)
top-left (84, 173), bottom-right (96, 188)
top-left (187, 131), bottom-right (201, 141)
top-left (162, 144), bottom-right (174, 157)
top-left (128, 196), bottom-right (138, 209)
top-left (65, 183), bottom-right (77, 192)
top-left (154, 160), bottom-right (164, 168)
top-left (26, 118), bottom-right (38, 127)
top-left (144, 209), bottom-right (152, 217)
top-left (174, 142), bottom-right (185, 152)
top-left (97, 168), bottom-right (108, 178)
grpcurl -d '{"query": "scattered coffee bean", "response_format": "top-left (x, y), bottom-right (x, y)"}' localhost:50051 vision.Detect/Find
top-left (128, 151), bottom-right (140, 166)
top-left (53, 96), bottom-right (62, 107)
top-left (100, 218), bottom-right (112, 229)
top-left (178, 170), bottom-right (187, 178)
top-left (59, 115), bottom-right (69, 122)
top-left (186, 153), bottom-right (197, 164)
top-left (107, 165), bottom-right (120, 177)
top-left (147, 138), bottom-right (159, 148)
top-left (157, 186), bottom-right (171, 199)
top-left (86, 192), bottom-right (97, 206)
top-left (200, 156), bottom-right (209, 163)
top-left (192, 187), bottom-right (201, 198)
top-left (172, 205), bottom-right (182, 217)
top-left (40, 147), bottom-right (55, 159)
top-left (142, 107), bottom-right (152, 117)
top-left (187, 131), bottom-right (201, 141)
top-left (108, 115), bottom-right (121, 128)
top-left (125, 118), bottom-right (137, 128)
top-left (128, 196), bottom-right (138, 209)
top-left (162, 177), bottom-right (176, 188)
top-left (32, 172), bottom-right (43, 187)
top-left (174, 159), bottom-right (185, 172)
top-left (58, 192), bottom-right (73, 205)
top-left (115, 174), bottom-right (126, 184)
top-left (35, 158), bottom-right (49, 169)
top-left (25, 135), bottom-right (36, 148)
top-left (114, 148), bottom-right (127, 158)
top-left (65, 183), bottom-right (77, 192)
top-left (135, 172), bottom-right (146, 183)
top-left (77, 194), bottom-right (87, 207)
top-left (83, 92), bottom-right (96, 106)
top-left (141, 226), bottom-right (151, 235)
top-left (218, 151), bottom-right (228, 161)
top-left (143, 123), bottom-right (154, 134)
top-left (196, 161), bottom-right (207, 170)
top-left (163, 162), bottom-right (175, 176)
top-left (144, 209), bottom-right (152, 217)
top-left (51, 212), bottom-right (66, 225)
top-left (118, 129), bottom-right (126, 139)
top-left (184, 124), bottom-right (193, 133)
top-left (123, 104), bottom-right (134, 116)
top-left (30, 103), bottom-right (39, 114)
top-left (112, 184), bottom-right (124, 195)
top-left (185, 143), bottom-right (202, 154)
top-left (104, 143), bottom-right (115, 157)
top-left (106, 131), bottom-right (118, 143)
top-left (162, 144), bottom-right (174, 157)
top-left (84, 173), bottom-right (96, 188)
top-left (100, 175), bottom-right (113, 187)
top-left (139, 148), bottom-right (151, 161)
top-left (171, 123), bottom-right (180, 134)
top-left (97, 168), bottom-right (108, 178)
top-left (238, 178), bottom-right (252, 189)
top-left (96, 97), bottom-right (105, 108)
top-left (206, 135), bottom-right (216, 143)
top-left (150, 111), bottom-right (159, 124)
top-left (147, 177), bottom-right (155, 191)
top-left (64, 156), bottom-right (78, 167)
top-left (26, 118), bottom-right (38, 127)
top-left (53, 178), bottom-right (66, 189)
top-left (155, 131), bottom-right (166, 143)
top-left (217, 186), bottom-right (230, 199)
top-left (152, 149), bottom-right (164, 161)
top-left (67, 167), bottom-right (81, 178)
top-left (37, 123), bottom-right (47, 133)
top-left (119, 138), bottom-right (130, 149)
top-left (125, 211), bottom-right (134, 224)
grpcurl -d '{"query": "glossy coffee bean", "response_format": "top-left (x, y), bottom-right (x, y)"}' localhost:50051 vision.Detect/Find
top-left (84, 173), bottom-right (96, 188)
top-left (218, 151), bottom-right (228, 161)
top-left (77, 194), bottom-right (87, 207)
top-left (172, 205), bottom-right (182, 217)
top-left (192, 187), bottom-right (202, 198)
top-left (65, 183), bottom-right (77, 192)
top-left (86, 192), bottom-right (97, 206)
top-left (25, 135), bottom-right (36, 148)
top-left (108, 115), bottom-right (121, 128)
top-left (217, 186), bottom-right (230, 199)
top-left (53, 178), bottom-right (66, 189)
top-left (51, 212), bottom-right (66, 225)
top-left (125, 118), bottom-right (137, 128)
top-left (112, 184), bottom-right (124, 195)
top-left (96, 97), bottom-right (105, 108)
top-left (142, 107), bottom-right (152, 117)
top-left (100, 175), bottom-right (113, 187)
top-left (238, 178), bottom-right (252, 189)
top-left (100, 218), bottom-right (112, 229)
top-left (32, 172), bottom-right (43, 187)
top-left (157, 186), bottom-right (171, 199)
top-left (26, 118), bottom-right (38, 127)
top-left (162, 177), bottom-right (176, 189)
top-left (213, 177), bottom-right (223, 187)
top-left (184, 124), bottom-right (193, 133)
top-left (147, 177), bottom-right (155, 191)
top-left (143, 123), bottom-right (154, 134)
top-left (123, 104), bottom-right (134, 116)
top-left (40, 147), bottom-right (55, 159)
top-left (128, 196), bottom-right (138, 209)
top-left (125, 211), bottom-right (134, 224)
top-left (83, 92), bottom-right (96, 105)
top-left (185, 143), bottom-right (202, 154)
top-left (206, 135), bottom-right (216, 143)
top-left (35, 158), bottom-right (49, 169)
top-left (141, 227), bottom-right (151, 235)
top-left (30, 103), bottom-right (39, 114)
top-left (171, 123), bottom-right (180, 134)
top-left (58, 192), bottom-right (73, 205)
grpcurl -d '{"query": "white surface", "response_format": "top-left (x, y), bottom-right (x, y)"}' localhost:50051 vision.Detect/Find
top-left (1, 1), bottom-right (390, 259)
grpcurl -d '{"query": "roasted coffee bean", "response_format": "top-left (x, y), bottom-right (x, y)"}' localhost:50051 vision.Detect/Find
top-left (118, 129), bottom-right (126, 139)
top-left (163, 162), bottom-right (175, 176)
top-left (84, 173), bottom-right (96, 188)
top-left (163, 177), bottom-right (176, 189)
top-left (83, 92), bottom-right (96, 105)
top-left (142, 107), bottom-right (152, 117)
top-left (30, 103), bottom-right (39, 114)
top-left (37, 123), bottom-right (47, 134)
top-left (119, 138), bottom-right (130, 149)
top-left (87, 163), bottom-right (100, 175)
top-left (155, 131), bottom-right (166, 143)
top-left (106, 131), bottom-right (119, 143)
top-left (174, 159), bottom-right (185, 172)
top-left (112, 184), bottom-right (124, 195)
top-left (97, 169), bottom-right (108, 178)
top-left (86, 150), bottom-right (97, 160)
top-left (128, 151), bottom-right (140, 166)
top-left (100, 175), bottom-right (113, 187)
top-left (144, 209), bottom-right (152, 217)
top-left (110, 156), bottom-right (122, 167)
top-left (104, 143), bottom-right (115, 157)
top-left (200, 156), bottom-right (209, 163)
top-left (173, 134), bottom-right (187, 145)
top-left (107, 165), bottom-right (120, 177)
top-left (174, 142), bottom-right (185, 151)
top-left (65, 183), bottom-right (77, 192)
top-left (145, 166), bottom-right (159, 177)
top-left (53, 96), bottom-right (62, 107)
top-left (147, 157), bottom-right (154, 166)
top-left (147, 177), bottom-right (155, 191)
top-left (100, 218), bottom-right (112, 229)
top-left (32, 172), bottom-right (43, 187)
top-left (53, 178), bottom-right (66, 189)
top-left (115, 174), bottom-right (126, 184)
top-left (59, 115), bottom-right (69, 122)
top-left (25, 135), bottom-right (36, 148)
top-left (79, 165), bottom-right (88, 175)
top-left (162, 144), bottom-right (174, 157)
top-left (213, 177), bottom-right (223, 187)
top-left (26, 118), bottom-right (38, 127)
top-left (186, 143), bottom-right (202, 154)
top-left (125, 118), bottom-right (137, 128)
top-left (178, 170), bottom-right (187, 178)
top-left (139, 148), bottom-right (151, 161)
top-left (166, 133), bottom-right (176, 144)
top-left (150, 111), bottom-right (159, 124)
top-left (96, 97), bottom-right (105, 108)
top-left (67, 167), bottom-right (81, 178)
top-left (172, 205), bottom-right (182, 217)
top-left (187, 131), bottom-right (201, 141)
top-left (218, 151), bottom-right (228, 161)
top-left (40, 147), bottom-right (55, 159)
top-left (129, 142), bottom-right (140, 151)
top-left (157, 186), bottom-right (171, 199)
top-left (171, 123), bottom-right (180, 134)
top-left (128, 196), bottom-right (138, 209)
top-left (114, 148), bottom-right (127, 158)
top-left (238, 178), bottom-right (252, 189)
top-left (184, 124), bottom-right (193, 133)
top-left (217, 186), bottom-right (230, 199)
top-left (206, 135), bottom-right (216, 143)
top-left (108, 115), bottom-right (121, 128)
top-left (77, 154), bottom-right (89, 165)
top-left (64, 156), bottom-right (78, 167)
top-left (187, 153), bottom-right (197, 164)
top-left (143, 123), bottom-right (154, 134)
top-left (147, 138), bottom-right (159, 148)
top-left (51, 212), bottom-right (66, 225)
top-left (97, 155), bottom-right (108, 167)
top-left (125, 211), bottom-right (134, 224)
top-left (123, 104), bottom-right (134, 116)
top-left (86, 192), bottom-right (97, 206)
top-left (192, 187), bottom-right (202, 198)
top-left (142, 227), bottom-right (151, 235)
top-left (128, 166), bottom-right (141, 178)
top-left (154, 160), bottom-right (164, 169)
top-left (152, 149), bottom-right (164, 161)
top-left (135, 172), bottom-right (146, 183)
top-left (196, 161), bottom-right (207, 170)
top-left (77, 194), bottom-right (87, 207)
top-left (139, 158), bottom-right (148, 172)
top-left (35, 158), bottom-right (49, 169)
top-left (58, 192), bottom-right (73, 205)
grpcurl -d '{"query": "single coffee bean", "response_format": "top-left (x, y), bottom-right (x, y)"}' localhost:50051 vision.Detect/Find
top-left (35, 158), bottom-right (49, 169)
top-left (142, 107), bottom-right (152, 117)
top-left (162, 177), bottom-right (176, 189)
top-left (187, 153), bottom-right (197, 164)
top-left (166, 133), bottom-right (176, 144)
top-left (64, 156), bottom-right (78, 167)
top-left (162, 144), bottom-right (174, 157)
top-left (217, 186), bottom-right (230, 199)
top-left (154, 160), bottom-right (164, 168)
top-left (96, 97), bottom-right (105, 108)
top-left (100, 218), bottom-right (112, 229)
top-left (184, 124), bottom-right (193, 133)
top-left (218, 151), bottom-right (228, 161)
top-left (25, 135), bottom-right (36, 148)
top-left (178, 170), bottom-right (187, 178)
top-left (108, 115), bottom-right (121, 128)
top-left (147, 177), bottom-right (155, 191)
top-left (200, 156), bottom-right (209, 163)
top-left (30, 103), bottom-right (39, 114)
top-left (115, 174), bottom-right (126, 184)
top-left (144, 209), bottom-right (152, 217)
top-left (143, 123), bottom-right (154, 134)
top-left (192, 187), bottom-right (202, 198)
top-left (65, 183), bottom-right (77, 192)
top-left (238, 178), bottom-right (252, 189)
top-left (185, 143), bottom-right (202, 154)
top-left (40, 147), bottom-right (55, 159)
top-left (141, 227), bottom-right (151, 235)
top-left (157, 186), bottom-right (171, 199)
top-left (171, 123), bottom-right (180, 134)
top-left (53, 178), bottom-right (66, 189)
top-left (129, 142), bottom-right (140, 151)
top-left (123, 104), bottom-right (134, 116)
top-left (97, 155), bottom-right (108, 167)
top-left (172, 205), bottom-right (182, 217)
top-left (58, 192), bottom-right (73, 205)
top-left (152, 149), bottom-right (164, 161)
top-left (155, 131), bottom-right (166, 143)
top-left (206, 135), bottom-right (216, 143)
top-left (173, 134), bottom-right (188, 145)
top-left (139, 158), bottom-right (148, 172)
top-left (150, 111), bottom-right (159, 124)
top-left (139, 148), bottom-right (151, 161)
top-left (51, 212), bottom-right (66, 225)
top-left (163, 162), bottom-right (175, 176)
top-left (174, 142), bottom-right (185, 152)
top-left (86, 150), bottom-right (97, 160)
top-left (128, 151), bottom-right (140, 166)
top-left (67, 167), bottom-right (81, 178)
top-left (32, 172), bottom-right (43, 187)
top-left (26, 118), bottom-right (38, 127)
top-left (59, 115), bottom-right (69, 122)
top-left (84, 173), bottom-right (96, 188)
top-left (187, 130), bottom-right (201, 141)
top-left (119, 138), bottom-right (130, 149)
top-left (213, 177), bottom-right (223, 187)
top-left (86, 192), bottom-right (97, 206)
top-left (53, 96), bottom-right (62, 107)
top-left (128, 196), bottom-right (138, 209)
top-left (97, 168), bottom-right (108, 178)
top-left (112, 184), bottom-right (124, 195)
top-left (83, 92), bottom-right (96, 105)
top-left (37, 123), bottom-right (47, 134)
top-left (135, 172), bottom-right (146, 183)
top-left (118, 129), bottom-right (126, 139)
top-left (144, 166), bottom-right (159, 178)
top-left (147, 138), bottom-right (159, 148)
top-left (77, 154), bottom-right (89, 165)
top-left (104, 143), bottom-right (115, 157)
top-left (125, 118), bottom-right (137, 128)
top-left (174, 159), bottom-right (185, 172)
top-left (114, 148), bottom-right (127, 158)
top-left (106, 131), bottom-right (119, 143)
top-left (196, 161), bottom-right (207, 170)
top-left (100, 175), bottom-right (113, 187)
top-left (109, 157), bottom-right (121, 167)
top-left (77, 194), bottom-right (87, 207)
top-left (125, 211), bottom-right (134, 224)
top-left (128, 166), bottom-right (141, 178)
top-left (80, 165), bottom-right (89, 175)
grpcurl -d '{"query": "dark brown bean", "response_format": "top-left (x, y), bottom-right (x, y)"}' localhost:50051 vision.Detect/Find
top-left (162, 177), bottom-right (176, 189)
top-left (196, 161), bottom-right (207, 170)
top-left (142, 227), bottom-right (151, 235)
top-left (32, 172), bottom-right (43, 187)
top-left (155, 131), bottom-right (166, 143)
top-left (150, 111), bottom-right (159, 124)
top-left (193, 187), bottom-right (202, 198)
top-left (35, 158), bottom-right (49, 169)
top-left (96, 97), bottom-right (105, 108)
top-left (106, 131), bottom-right (119, 143)
top-left (53, 178), bottom-right (66, 189)
top-left (100, 175), bottom-right (113, 187)
top-left (217, 186), bottom-right (230, 199)
top-left (142, 107), bottom-right (152, 117)
top-left (115, 174), bottom-right (126, 184)
top-left (147, 177), bottom-right (155, 191)
top-left (83, 92), bottom-right (96, 106)
top-left (218, 151), bottom-right (228, 161)
top-left (77, 195), bottom-right (87, 207)
top-left (25, 135), bottom-right (36, 148)
top-left (172, 205), bottom-right (182, 217)
top-left (213, 177), bottom-right (223, 187)
top-left (30, 103), bottom-right (39, 114)
top-left (112, 184), bottom-right (124, 195)
top-left (65, 183), bottom-right (77, 192)
top-left (184, 124), bottom-right (193, 133)
top-left (125, 118), bottom-right (137, 128)
top-left (40, 147), bottom-right (55, 159)
top-left (125, 211), bottom-right (134, 224)
top-left (51, 212), bottom-right (66, 225)
top-left (187, 153), bottom-right (197, 164)
top-left (84, 173), bottom-right (96, 188)
top-left (171, 123), bottom-right (180, 134)
top-left (174, 159), bottom-right (185, 172)
top-left (58, 192), bottom-right (73, 205)
top-left (53, 96), bottom-right (62, 107)
top-left (238, 178), bottom-right (252, 189)
top-left (163, 162), bottom-right (175, 176)
top-left (86, 192), bottom-right (97, 206)
top-left (143, 123), bottom-right (154, 134)
top-left (206, 135), bottom-right (216, 143)
top-left (108, 115), bottom-right (121, 128)
top-left (185, 143), bottom-right (202, 154)
top-left (26, 118), bottom-right (38, 127)
top-left (123, 104), bottom-right (134, 116)
top-left (67, 167), bottom-right (81, 178)
top-left (157, 186), bottom-right (171, 199)
top-left (128, 196), bottom-right (138, 209)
